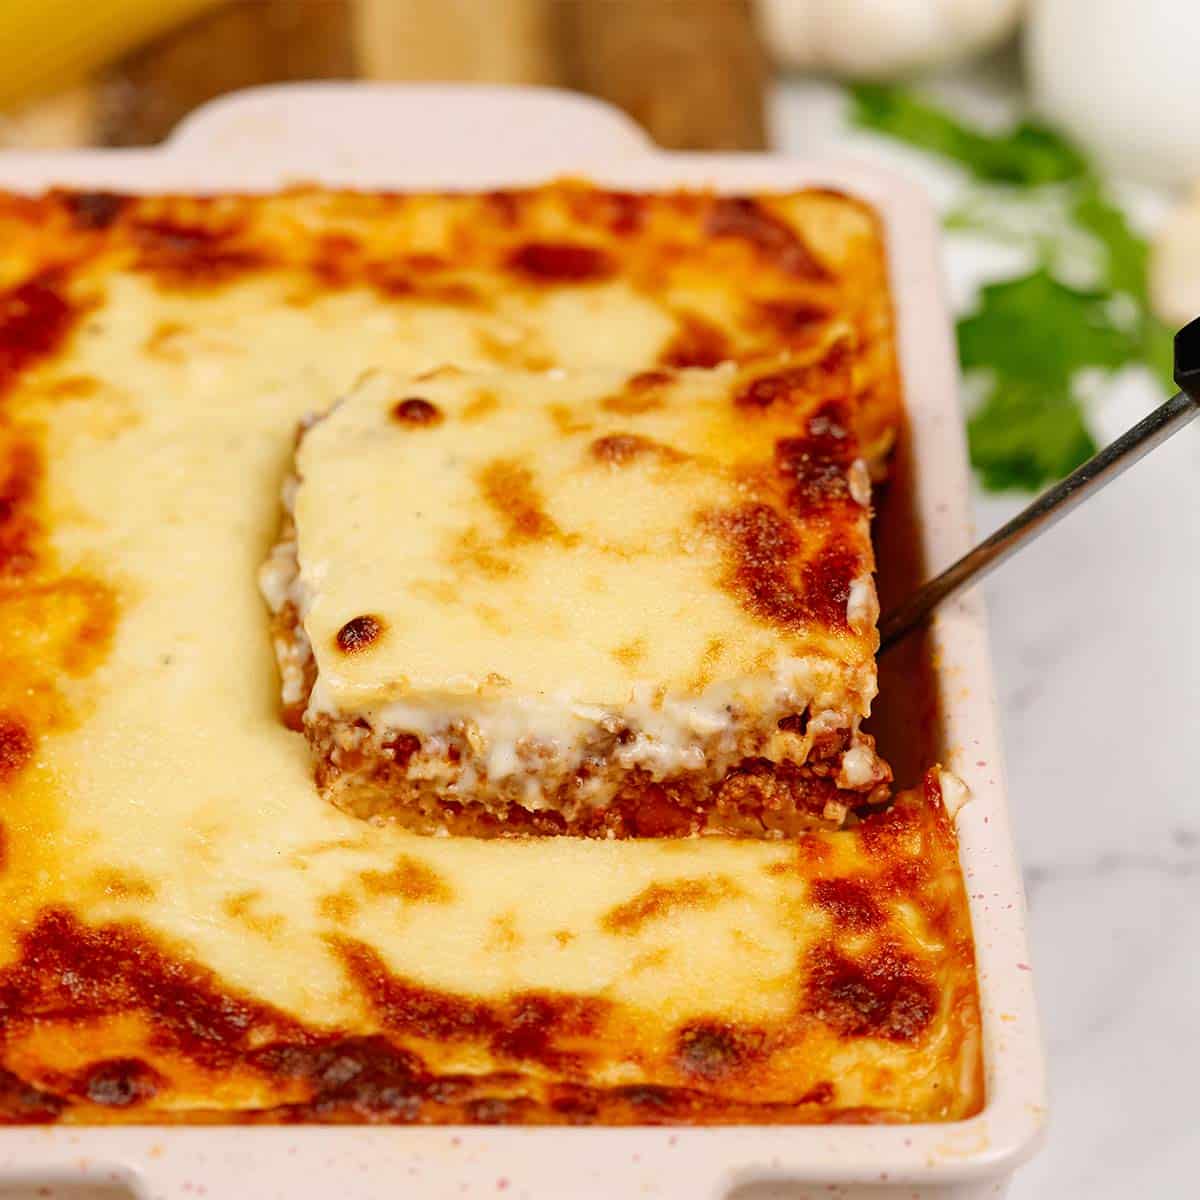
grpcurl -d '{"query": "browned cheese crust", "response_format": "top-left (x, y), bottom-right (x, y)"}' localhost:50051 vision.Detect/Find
top-left (0, 183), bottom-right (902, 460)
top-left (0, 777), bottom-right (980, 1125)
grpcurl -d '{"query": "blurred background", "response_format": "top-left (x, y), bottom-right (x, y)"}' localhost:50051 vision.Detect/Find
top-left (1, 2), bottom-right (1195, 1196)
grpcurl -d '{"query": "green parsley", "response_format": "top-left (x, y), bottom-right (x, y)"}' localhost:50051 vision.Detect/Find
top-left (967, 379), bottom-right (1097, 492)
top-left (850, 84), bottom-right (1088, 186)
top-left (957, 270), bottom-right (1141, 383)
top-left (849, 85), bottom-right (1170, 491)
top-left (958, 271), bottom-right (1142, 490)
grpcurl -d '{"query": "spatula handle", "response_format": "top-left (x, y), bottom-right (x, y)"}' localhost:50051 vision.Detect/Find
top-left (879, 317), bottom-right (1200, 653)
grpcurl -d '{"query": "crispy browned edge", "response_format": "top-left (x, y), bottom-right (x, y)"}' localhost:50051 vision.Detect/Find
top-left (0, 185), bottom-right (979, 1126)
top-left (0, 778), bottom-right (980, 1125)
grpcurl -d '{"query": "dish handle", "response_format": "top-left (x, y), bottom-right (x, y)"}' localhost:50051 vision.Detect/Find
top-left (166, 82), bottom-right (656, 171)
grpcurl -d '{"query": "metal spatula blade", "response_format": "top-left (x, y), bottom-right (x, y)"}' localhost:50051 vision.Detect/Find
top-left (879, 316), bottom-right (1200, 653)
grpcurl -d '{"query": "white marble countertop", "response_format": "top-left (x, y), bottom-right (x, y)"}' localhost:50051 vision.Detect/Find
top-left (772, 78), bottom-right (1199, 1198)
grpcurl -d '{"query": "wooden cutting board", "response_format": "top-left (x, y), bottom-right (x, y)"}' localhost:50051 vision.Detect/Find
top-left (0, 0), bottom-right (766, 151)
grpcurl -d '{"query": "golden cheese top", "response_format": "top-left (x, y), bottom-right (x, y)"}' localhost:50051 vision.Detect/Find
top-left (0, 182), bottom-right (903, 459)
top-left (294, 352), bottom-right (877, 717)
top-left (0, 184), bottom-right (978, 1126)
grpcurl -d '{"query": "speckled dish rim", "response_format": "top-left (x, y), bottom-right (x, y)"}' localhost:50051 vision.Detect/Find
top-left (0, 83), bottom-right (1046, 1200)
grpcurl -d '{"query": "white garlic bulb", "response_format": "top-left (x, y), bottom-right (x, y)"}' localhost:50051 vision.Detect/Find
top-left (1027, 0), bottom-right (1200, 188)
top-left (757, 0), bottom-right (1025, 79)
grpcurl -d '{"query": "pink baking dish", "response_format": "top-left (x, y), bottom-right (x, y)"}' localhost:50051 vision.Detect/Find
top-left (0, 83), bottom-right (1046, 1199)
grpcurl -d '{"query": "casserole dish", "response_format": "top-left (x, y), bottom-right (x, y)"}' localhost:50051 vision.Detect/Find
top-left (0, 82), bottom-right (1045, 1197)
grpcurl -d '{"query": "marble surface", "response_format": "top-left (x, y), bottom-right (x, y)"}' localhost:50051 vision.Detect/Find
top-left (771, 78), bottom-right (1199, 1198)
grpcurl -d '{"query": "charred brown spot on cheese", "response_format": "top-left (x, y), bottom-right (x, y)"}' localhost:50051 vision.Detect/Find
top-left (483, 190), bottom-right (524, 226)
top-left (0, 575), bottom-right (118, 791)
top-left (878, 857), bottom-right (931, 900)
top-left (89, 868), bottom-right (157, 902)
top-left (507, 241), bottom-right (615, 283)
top-left (390, 396), bottom-right (442, 426)
top-left (477, 459), bottom-right (564, 543)
top-left (0, 275), bottom-right (78, 396)
top-left (47, 576), bottom-right (120, 675)
top-left (792, 399), bottom-right (855, 462)
top-left (59, 190), bottom-right (128, 232)
top-left (705, 502), bottom-right (803, 630)
top-left (801, 537), bottom-right (859, 633)
top-left (0, 715), bottom-right (33, 783)
top-left (589, 432), bottom-right (686, 468)
top-left (307, 232), bottom-right (363, 289)
top-left (130, 217), bottom-right (263, 287)
top-left (0, 909), bottom-right (307, 1071)
top-left (465, 1097), bottom-right (528, 1124)
top-left (764, 833), bottom-right (831, 874)
top-left (335, 614), bottom-right (384, 655)
top-left (736, 349), bottom-right (851, 413)
top-left (860, 792), bottom-right (923, 859)
top-left (630, 369), bottom-right (672, 390)
top-left (602, 369), bottom-right (672, 416)
top-left (707, 197), bottom-right (832, 281)
top-left (360, 855), bottom-right (452, 905)
top-left (659, 311), bottom-right (731, 368)
top-left (334, 938), bottom-right (607, 1073)
top-left (335, 941), bottom-right (493, 1045)
top-left (612, 1083), bottom-right (692, 1117)
top-left (251, 1034), bottom-right (426, 1120)
top-left (755, 298), bottom-right (832, 338)
top-left (803, 538), bottom-right (860, 632)
top-left (491, 993), bottom-right (605, 1072)
top-left (805, 942), bottom-right (937, 1042)
top-left (0, 1066), bottom-right (63, 1123)
top-left (676, 1021), bottom-right (765, 1082)
top-left (589, 432), bottom-right (646, 466)
top-left (775, 401), bottom-right (858, 519)
top-left (564, 188), bottom-right (647, 235)
top-left (798, 1081), bottom-right (835, 1105)
top-left (809, 878), bottom-right (884, 932)
top-left (0, 439), bottom-right (42, 578)
top-left (601, 877), bottom-right (741, 935)
top-left (72, 1057), bottom-right (163, 1108)
top-left (368, 265), bottom-right (484, 309)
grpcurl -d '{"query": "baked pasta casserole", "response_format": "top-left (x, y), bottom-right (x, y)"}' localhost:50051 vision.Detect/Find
top-left (0, 184), bottom-right (981, 1125)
